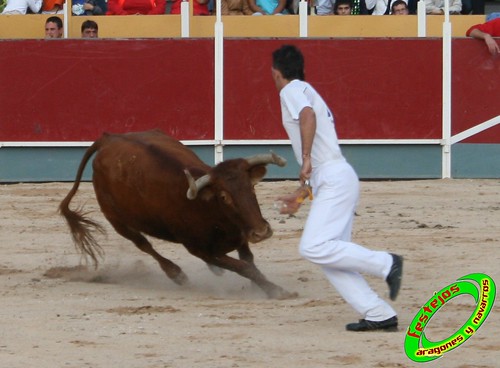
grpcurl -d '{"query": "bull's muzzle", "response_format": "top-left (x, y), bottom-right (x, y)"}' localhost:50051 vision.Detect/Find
top-left (248, 222), bottom-right (273, 243)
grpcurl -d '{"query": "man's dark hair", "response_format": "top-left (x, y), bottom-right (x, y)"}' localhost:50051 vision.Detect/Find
top-left (334, 0), bottom-right (352, 13)
top-left (46, 16), bottom-right (63, 29)
top-left (81, 20), bottom-right (98, 33)
top-left (272, 45), bottom-right (305, 81)
top-left (391, 0), bottom-right (408, 12)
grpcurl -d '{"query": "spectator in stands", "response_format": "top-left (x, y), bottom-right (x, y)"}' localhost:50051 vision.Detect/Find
top-left (425, 0), bottom-right (461, 15)
top-left (72, 0), bottom-right (104, 15)
top-left (248, 0), bottom-right (288, 15)
top-left (81, 19), bottom-right (98, 38)
top-left (1, 0), bottom-right (42, 14)
top-left (44, 15), bottom-right (63, 38)
top-left (107, 0), bottom-right (165, 14)
top-left (334, 0), bottom-right (351, 15)
top-left (372, 0), bottom-right (407, 15)
top-left (466, 17), bottom-right (500, 56)
top-left (42, 0), bottom-right (64, 13)
top-left (461, 0), bottom-right (484, 15)
top-left (220, 0), bottom-right (252, 15)
top-left (170, 0), bottom-right (209, 15)
top-left (391, 0), bottom-right (408, 14)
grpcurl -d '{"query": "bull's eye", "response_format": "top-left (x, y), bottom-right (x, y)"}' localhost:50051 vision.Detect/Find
top-left (219, 191), bottom-right (233, 205)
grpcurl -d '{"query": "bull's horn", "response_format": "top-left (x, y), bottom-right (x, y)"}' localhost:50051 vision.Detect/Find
top-left (245, 152), bottom-right (287, 167)
top-left (184, 169), bottom-right (211, 200)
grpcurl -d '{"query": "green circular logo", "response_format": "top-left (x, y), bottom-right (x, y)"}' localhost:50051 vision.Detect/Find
top-left (404, 273), bottom-right (496, 362)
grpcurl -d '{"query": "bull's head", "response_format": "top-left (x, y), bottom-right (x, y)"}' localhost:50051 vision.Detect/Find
top-left (184, 152), bottom-right (286, 200)
top-left (183, 152), bottom-right (286, 243)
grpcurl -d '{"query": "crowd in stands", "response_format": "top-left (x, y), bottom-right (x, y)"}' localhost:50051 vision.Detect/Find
top-left (0, 0), bottom-right (493, 15)
top-left (2, 0), bottom-right (498, 55)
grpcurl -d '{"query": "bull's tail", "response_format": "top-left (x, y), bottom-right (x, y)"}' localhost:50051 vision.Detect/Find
top-left (59, 138), bottom-right (106, 267)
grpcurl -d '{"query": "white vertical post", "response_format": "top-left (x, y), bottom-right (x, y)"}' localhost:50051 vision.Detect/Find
top-left (181, 0), bottom-right (189, 38)
top-left (417, 0), bottom-right (426, 37)
top-left (441, 1), bottom-right (452, 178)
top-left (299, 0), bottom-right (308, 38)
top-left (214, 0), bottom-right (224, 164)
top-left (63, 3), bottom-right (68, 38)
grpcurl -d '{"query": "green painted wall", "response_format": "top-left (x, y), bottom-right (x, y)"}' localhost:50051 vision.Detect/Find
top-left (1, 144), bottom-right (498, 183)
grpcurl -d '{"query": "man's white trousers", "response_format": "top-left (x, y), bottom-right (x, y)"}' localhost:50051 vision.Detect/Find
top-left (300, 160), bottom-right (397, 321)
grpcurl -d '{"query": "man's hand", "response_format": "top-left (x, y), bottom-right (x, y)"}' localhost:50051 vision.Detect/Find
top-left (484, 34), bottom-right (500, 56)
top-left (276, 193), bottom-right (303, 215)
top-left (276, 185), bottom-right (313, 215)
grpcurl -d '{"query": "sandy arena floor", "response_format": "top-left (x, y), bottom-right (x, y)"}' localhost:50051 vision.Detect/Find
top-left (0, 179), bottom-right (499, 368)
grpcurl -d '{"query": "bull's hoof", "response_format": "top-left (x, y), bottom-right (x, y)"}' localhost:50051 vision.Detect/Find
top-left (172, 271), bottom-right (189, 285)
top-left (268, 287), bottom-right (298, 300)
top-left (207, 263), bottom-right (225, 276)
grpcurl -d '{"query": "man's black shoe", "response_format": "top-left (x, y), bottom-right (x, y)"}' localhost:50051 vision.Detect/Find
top-left (386, 253), bottom-right (403, 301)
top-left (346, 316), bottom-right (398, 332)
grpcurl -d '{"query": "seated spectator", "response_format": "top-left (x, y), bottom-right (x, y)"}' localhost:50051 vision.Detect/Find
top-left (45, 15), bottom-right (63, 38)
top-left (247, 0), bottom-right (288, 15)
top-left (42, 0), bottom-right (64, 13)
top-left (220, 0), bottom-right (252, 15)
top-left (372, 0), bottom-right (408, 15)
top-left (466, 17), bottom-right (500, 56)
top-left (334, 0), bottom-right (351, 15)
top-left (170, 0), bottom-right (210, 15)
top-left (425, 0), bottom-right (461, 15)
top-left (72, 0), bottom-right (104, 15)
top-left (1, 0), bottom-right (42, 14)
top-left (351, 0), bottom-right (376, 14)
top-left (391, 0), bottom-right (408, 14)
top-left (107, 0), bottom-right (165, 14)
top-left (81, 19), bottom-right (98, 38)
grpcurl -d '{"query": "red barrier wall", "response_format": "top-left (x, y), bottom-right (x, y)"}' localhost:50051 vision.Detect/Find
top-left (1, 39), bottom-right (215, 141)
top-left (0, 38), bottom-right (498, 143)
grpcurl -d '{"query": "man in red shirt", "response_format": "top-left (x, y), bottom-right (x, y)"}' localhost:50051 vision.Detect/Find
top-left (466, 18), bottom-right (500, 56)
top-left (106, 0), bottom-right (165, 14)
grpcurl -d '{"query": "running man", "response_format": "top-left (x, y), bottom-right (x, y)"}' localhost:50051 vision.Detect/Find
top-left (271, 44), bottom-right (403, 331)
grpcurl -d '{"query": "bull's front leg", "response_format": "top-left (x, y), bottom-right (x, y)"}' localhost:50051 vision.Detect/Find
top-left (209, 254), bottom-right (298, 300)
top-left (237, 242), bottom-right (254, 264)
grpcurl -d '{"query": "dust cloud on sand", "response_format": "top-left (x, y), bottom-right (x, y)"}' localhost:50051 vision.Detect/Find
top-left (0, 180), bottom-right (499, 368)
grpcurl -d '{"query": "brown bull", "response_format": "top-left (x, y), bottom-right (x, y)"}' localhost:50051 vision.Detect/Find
top-left (59, 130), bottom-right (296, 299)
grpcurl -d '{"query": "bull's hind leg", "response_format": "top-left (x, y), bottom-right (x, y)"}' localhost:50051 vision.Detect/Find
top-left (111, 223), bottom-right (188, 285)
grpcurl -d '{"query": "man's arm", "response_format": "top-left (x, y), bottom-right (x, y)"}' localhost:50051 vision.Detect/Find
top-left (298, 106), bottom-right (316, 184)
top-left (469, 28), bottom-right (500, 56)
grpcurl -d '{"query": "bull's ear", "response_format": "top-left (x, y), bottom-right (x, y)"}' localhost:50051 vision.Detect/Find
top-left (249, 165), bottom-right (267, 185)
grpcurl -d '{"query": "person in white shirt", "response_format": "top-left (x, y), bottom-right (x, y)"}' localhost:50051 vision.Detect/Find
top-left (425, 0), bottom-right (462, 15)
top-left (271, 44), bottom-right (403, 332)
top-left (1, 0), bottom-right (42, 14)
